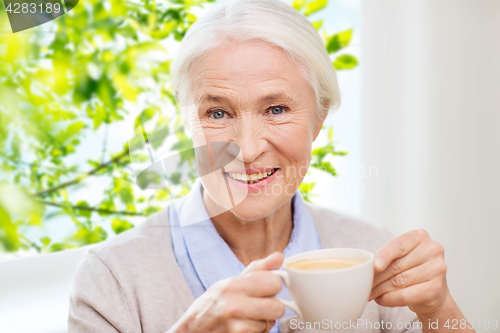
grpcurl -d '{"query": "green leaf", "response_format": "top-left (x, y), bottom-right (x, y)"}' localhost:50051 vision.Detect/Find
top-left (0, 207), bottom-right (20, 252)
top-left (311, 19), bottom-right (323, 31)
top-left (292, 0), bottom-right (307, 11)
top-left (333, 54), bottom-right (359, 70)
top-left (326, 29), bottom-right (353, 54)
top-left (11, 133), bottom-right (21, 159)
top-left (40, 236), bottom-right (51, 247)
top-left (311, 160), bottom-right (337, 177)
top-left (299, 182), bottom-right (316, 194)
top-left (71, 225), bottom-right (108, 245)
top-left (185, 13), bottom-right (197, 23)
top-left (151, 21), bottom-right (177, 39)
top-left (113, 73), bottom-right (139, 102)
top-left (87, 104), bottom-right (107, 129)
top-left (135, 106), bottom-right (160, 128)
top-left (129, 153), bottom-right (151, 162)
top-left (303, 0), bottom-right (328, 16)
top-left (168, 171), bottom-right (182, 185)
top-left (73, 75), bottom-right (98, 104)
top-left (298, 182), bottom-right (316, 203)
top-left (144, 206), bottom-right (161, 216)
top-left (98, 199), bottom-right (116, 217)
top-left (311, 144), bottom-right (348, 165)
top-left (0, 182), bottom-right (45, 227)
top-left (111, 218), bottom-right (134, 234)
top-left (58, 121), bottom-right (86, 141)
top-left (311, 146), bottom-right (329, 163)
top-left (119, 184), bottom-right (134, 204)
top-left (75, 200), bottom-right (92, 219)
top-left (48, 242), bottom-right (77, 253)
top-left (149, 115), bottom-right (170, 149)
top-left (171, 132), bottom-right (195, 163)
top-left (137, 169), bottom-right (163, 189)
top-left (96, 75), bottom-right (117, 113)
top-left (154, 188), bottom-right (171, 201)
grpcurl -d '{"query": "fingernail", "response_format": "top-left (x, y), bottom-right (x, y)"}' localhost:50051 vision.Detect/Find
top-left (374, 257), bottom-right (385, 270)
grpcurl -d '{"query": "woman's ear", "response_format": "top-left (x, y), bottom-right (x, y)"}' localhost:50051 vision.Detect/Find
top-left (313, 101), bottom-right (330, 142)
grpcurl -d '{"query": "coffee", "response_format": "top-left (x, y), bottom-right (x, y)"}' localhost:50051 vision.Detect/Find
top-left (286, 257), bottom-right (365, 271)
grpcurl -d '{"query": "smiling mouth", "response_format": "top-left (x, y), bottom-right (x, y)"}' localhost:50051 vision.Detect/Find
top-left (224, 168), bottom-right (278, 184)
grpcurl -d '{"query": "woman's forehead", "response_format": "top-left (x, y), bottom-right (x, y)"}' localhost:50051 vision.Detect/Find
top-left (198, 43), bottom-right (298, 78)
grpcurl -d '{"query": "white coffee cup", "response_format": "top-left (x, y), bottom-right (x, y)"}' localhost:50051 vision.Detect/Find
top-left (270, 248), bottom-right (374, 324)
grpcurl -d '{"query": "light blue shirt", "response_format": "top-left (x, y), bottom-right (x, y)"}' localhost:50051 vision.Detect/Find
top-left (169, 179), bottom-right (322, 333)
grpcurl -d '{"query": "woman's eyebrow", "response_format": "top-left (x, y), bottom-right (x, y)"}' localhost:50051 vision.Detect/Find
top-left (197, 92), bottom-right (294, 106)
top-left (260, 93), bottom-right (294, 103)
top-left (199, 94), bottom-right (227, 104)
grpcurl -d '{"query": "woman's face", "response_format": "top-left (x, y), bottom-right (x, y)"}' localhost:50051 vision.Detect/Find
top-left (188, 41), bottom-right (326, 220)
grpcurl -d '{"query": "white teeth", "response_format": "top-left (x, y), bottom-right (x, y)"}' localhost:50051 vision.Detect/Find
top-left (226, 169), bottom-right (276, 183)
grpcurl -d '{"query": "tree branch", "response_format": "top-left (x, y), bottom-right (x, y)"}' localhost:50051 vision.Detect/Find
top-left (35, 150), bottom-right (129, 197)
top-left (38, 200), bottom-right (145, 216)
top-left (19, 234), bottom-right (42, 253)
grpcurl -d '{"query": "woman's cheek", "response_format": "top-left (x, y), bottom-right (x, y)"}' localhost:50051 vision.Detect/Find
top-left (272, 122), bottom-right (312, 154)
top-left (269, 129), bottom-right (312, 182)
top-left (192, 126), bottom-right (229, 146)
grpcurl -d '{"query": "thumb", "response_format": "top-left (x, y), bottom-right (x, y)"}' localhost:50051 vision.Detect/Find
top-left (241, 252), bottom-right (284, 275)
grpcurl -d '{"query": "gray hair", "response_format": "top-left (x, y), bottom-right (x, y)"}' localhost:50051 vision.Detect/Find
top-left (170, 0), bottom-right (341, 117)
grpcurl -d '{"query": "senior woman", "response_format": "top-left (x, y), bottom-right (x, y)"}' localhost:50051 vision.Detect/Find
top-left (68, 0), bottom-right (474, 332)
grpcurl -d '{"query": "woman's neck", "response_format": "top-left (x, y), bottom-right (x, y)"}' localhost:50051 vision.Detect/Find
top-left (202, 189), bottom-right (294, 266)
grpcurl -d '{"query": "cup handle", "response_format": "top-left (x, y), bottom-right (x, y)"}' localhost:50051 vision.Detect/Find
top-left (270, 270), bottom-right (303, 318)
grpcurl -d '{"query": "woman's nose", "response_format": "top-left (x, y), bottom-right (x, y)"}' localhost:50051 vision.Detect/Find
top-left (233, 121), bottom-right (267, 163)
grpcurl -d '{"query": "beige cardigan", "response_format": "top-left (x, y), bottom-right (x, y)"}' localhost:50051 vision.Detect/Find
top-left (68, 203), bottom-right (421, 333)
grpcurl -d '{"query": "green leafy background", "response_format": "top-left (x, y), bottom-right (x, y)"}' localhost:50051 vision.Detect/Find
top-left (0, 0), bottom-right (356, 258)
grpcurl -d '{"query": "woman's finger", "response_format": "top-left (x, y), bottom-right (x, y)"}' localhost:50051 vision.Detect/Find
top-left (241, 252), bottom-right (284, 275)
top-left (261, 319), bottom-right (276, 333)
top-left (374, 229), bottom-right (431, 272)
top-left (237, 271), bottom-right (283, 297)
top-left (370, 257), bottom-right (447, 301)
top-left (374, 276), bottom-right (448, 310)
top-left (225, 295), bottom-right (285, 320)
top-left (372, 240), bottom-right (443, 287)
top-left (226, 318), bottom-right (271, 333)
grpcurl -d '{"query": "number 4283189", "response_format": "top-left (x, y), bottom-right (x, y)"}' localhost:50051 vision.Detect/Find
top-left (6, 2), bottom-right (62, 14)
top-left (444, 319), bottom-right (498, 330)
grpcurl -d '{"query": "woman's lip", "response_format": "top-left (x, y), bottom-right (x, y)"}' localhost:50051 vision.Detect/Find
top-left (223, 167), bottom-right (279, 174)
top-left (225, 168), bottom-right (278, 192)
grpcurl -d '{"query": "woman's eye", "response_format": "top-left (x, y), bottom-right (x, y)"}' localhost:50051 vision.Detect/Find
top-left (210, 110), bottom-right (226, 119)
top-left (269, 106), bottom-right (286, 115)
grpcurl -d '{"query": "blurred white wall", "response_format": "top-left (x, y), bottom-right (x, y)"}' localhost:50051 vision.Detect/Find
top-left (0, 246), bottom-right (90, 333)
top-left (361, 0), bottom-right (500, 321)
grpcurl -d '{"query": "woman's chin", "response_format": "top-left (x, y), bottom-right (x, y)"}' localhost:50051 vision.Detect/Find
top-left (228, 208), bottom-right (271, 221)
top-left (228, 198), bottom-right (283, 221)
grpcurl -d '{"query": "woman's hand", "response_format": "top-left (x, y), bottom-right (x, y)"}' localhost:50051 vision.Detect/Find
top-left (171, 252), bottom-right (286, 333)
top-left (369, 229), bottom-right (451, 317)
